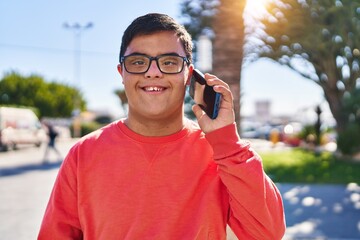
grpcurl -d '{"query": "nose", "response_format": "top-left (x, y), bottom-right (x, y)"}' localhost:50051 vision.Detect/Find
top-left (145, 59), bottom-right (162, 78)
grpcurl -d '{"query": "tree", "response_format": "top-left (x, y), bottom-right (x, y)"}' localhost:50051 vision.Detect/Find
top-left (0, 71), bottom-right (85, 118)
top-left (337, 88), bottom-right (360, 155)
top-left (212, 0), bottom-right (246, 131)
top-left (180, 0), bottom-right (246, 131)
top-left (180, 0), bottom-right (218, 40)
top-left (114, 89), bottom-right (128, 115)
top-left (251, 0), bottom-right (360, 134)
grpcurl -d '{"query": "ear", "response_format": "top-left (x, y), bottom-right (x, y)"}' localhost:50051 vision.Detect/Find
top-left (117, 64), bottom-right (123, 75)
top-left (117, 64), bottom-right (124, 84)
top-left (186, 64), bottom-right (194, 86)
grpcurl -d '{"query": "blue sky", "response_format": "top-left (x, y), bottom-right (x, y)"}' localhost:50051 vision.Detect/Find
top-left (0, 0), bottom-right (333, 124)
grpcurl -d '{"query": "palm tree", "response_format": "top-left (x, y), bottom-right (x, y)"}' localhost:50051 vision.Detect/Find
top-left (212, 0), bottom-right (247, 132)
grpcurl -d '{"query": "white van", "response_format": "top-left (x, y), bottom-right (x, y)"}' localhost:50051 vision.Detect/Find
top-left (0, 107), bottom-right (46, 151)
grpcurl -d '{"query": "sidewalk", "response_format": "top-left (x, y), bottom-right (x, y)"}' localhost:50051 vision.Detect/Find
top-left (225, 182), bottom-right (360, 240)
top-left (247, 139), bottom-right (360, 239)
top-left (279, 183), bottom-right (360, 239)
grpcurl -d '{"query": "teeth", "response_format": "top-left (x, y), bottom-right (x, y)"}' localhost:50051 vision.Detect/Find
top-left (145, 86), bottom-right (163, 92)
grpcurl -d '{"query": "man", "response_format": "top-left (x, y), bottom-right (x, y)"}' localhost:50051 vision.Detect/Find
top-left (38, 13), bottom-right (285, 239)
top-left (42, 122), bottom-right (62, 163)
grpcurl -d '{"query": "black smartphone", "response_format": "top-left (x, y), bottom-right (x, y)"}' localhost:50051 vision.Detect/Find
top-left (189, 69), bottom-right (221, 119)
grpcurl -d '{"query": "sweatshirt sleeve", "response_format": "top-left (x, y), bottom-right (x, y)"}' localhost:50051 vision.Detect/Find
top-left (205, 123), bottom-right (286, 240)
top-left (38, 147), bottom-right (83, 239)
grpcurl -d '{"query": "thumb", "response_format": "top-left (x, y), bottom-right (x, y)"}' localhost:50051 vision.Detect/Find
top-left (192, 104), bottom-right (206, 120)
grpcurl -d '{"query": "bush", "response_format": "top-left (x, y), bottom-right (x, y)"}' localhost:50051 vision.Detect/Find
top-left (70, 121), bottom-right (103, 137)
top-left (81, 122), bottom-right (103, 136)
top-left (337, 123), bottom-right (360, 155)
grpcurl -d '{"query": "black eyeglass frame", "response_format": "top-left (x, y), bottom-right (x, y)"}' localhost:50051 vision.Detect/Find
top-left (119, 53), bottom-right (190, 74)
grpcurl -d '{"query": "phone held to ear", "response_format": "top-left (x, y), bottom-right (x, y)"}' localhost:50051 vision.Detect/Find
top-left (189, 69), bottom-right (221, 119)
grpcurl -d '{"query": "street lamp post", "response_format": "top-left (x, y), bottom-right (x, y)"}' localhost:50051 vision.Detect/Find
top-left (63, 22), bottom-right (93, 138)
top-left (315, 105), bottom-right (322, 146)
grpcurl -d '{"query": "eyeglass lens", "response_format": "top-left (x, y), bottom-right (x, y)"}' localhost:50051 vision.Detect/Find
top-left (124, 55), bottom-right (185, 74)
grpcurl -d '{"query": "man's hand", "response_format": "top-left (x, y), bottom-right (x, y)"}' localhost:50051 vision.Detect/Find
top-left (192, 73), bottom-right (235, 134)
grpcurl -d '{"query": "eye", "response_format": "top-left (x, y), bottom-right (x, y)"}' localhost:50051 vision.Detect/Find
top-left (160, 56), bottom-right (180, 66)
top-left (127, 56), bottom-right (148, 66)
top-left (132, 59), bottom-right (146, 66)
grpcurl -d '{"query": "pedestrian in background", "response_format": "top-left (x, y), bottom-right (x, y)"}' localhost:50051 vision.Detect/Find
top-left (38, 13), bottom-right (285, 239)
top-left (42, 122), bottom-right (62, 163)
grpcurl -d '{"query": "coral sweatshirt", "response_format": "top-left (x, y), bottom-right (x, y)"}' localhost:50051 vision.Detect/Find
top-left (38, 119), bottom-right (285, 239)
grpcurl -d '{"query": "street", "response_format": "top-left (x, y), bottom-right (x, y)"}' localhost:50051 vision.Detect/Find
top-left (0, 139), bottom-right (359, 239)
top-left (0, 139), bottom-right (77, 240)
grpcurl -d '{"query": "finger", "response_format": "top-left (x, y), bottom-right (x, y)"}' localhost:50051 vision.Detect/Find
top-left (204, 73), bottom-right (219, 81)
top-left (206, 80), bottom-right (231, 99)
top-left (214, 85), bottom-right (233, 107)
top-left (203, 75), bottom-right (233, 110)
top-left (192, 104), bottom-right (207, 120)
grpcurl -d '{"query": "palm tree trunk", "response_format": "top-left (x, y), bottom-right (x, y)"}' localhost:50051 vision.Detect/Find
top-left (212, 0), bottom-right (246, 133)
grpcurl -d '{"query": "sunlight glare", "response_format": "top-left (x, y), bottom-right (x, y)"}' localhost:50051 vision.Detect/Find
top-left (246, 0), bottom-right (269, 16)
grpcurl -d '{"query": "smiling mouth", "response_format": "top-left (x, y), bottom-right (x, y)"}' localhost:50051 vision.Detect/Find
top-left (143, 86), bottom-right (165, 92)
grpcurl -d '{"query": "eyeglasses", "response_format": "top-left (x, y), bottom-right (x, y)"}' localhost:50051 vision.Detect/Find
top-left (119, 54), bottom-right (190, 74)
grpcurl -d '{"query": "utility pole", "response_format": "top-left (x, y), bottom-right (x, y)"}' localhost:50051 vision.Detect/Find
top-left (63, 22), bottom-right (93, 138)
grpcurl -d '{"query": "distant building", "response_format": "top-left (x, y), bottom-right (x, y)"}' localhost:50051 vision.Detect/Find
top-left (196, 35), bottom-right (213, 72)
top-left (255, 100), bottom-right (271, 124)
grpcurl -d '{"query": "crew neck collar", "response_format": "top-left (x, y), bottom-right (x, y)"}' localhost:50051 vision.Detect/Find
top-left (116, 119), bottom-right (190, 144)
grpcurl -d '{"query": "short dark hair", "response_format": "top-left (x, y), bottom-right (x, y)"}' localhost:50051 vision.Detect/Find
top-left (119, 13), bottom-right (193, 63)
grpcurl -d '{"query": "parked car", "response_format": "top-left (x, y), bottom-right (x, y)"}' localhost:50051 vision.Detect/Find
top-left (0, 107), bottom-right (46, 151)
top-left (282, 122), bottom-right (303, 147)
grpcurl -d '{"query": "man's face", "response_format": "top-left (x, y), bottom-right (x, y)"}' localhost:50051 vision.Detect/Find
top-left (118, 31), bottom-right (193, 121)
